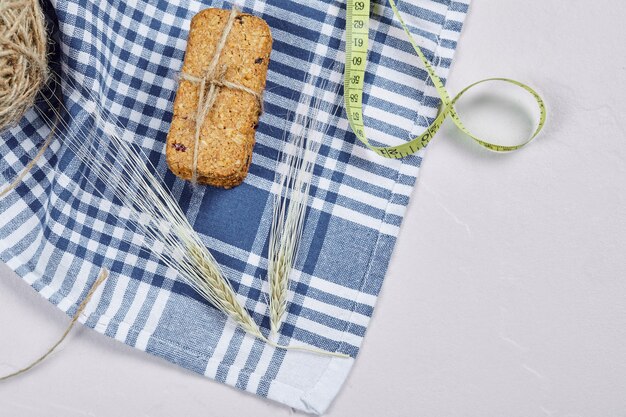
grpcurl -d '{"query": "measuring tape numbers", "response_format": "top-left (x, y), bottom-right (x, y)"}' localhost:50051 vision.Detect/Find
top-left (343, 0), bottom-right (547, 159)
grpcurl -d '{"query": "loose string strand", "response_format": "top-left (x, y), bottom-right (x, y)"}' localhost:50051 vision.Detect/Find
top-left (0, 269), bottom-right (109, 381)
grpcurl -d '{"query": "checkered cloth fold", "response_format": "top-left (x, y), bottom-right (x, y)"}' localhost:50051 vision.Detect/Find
top-left (0, 0), bottom-right (468, 413)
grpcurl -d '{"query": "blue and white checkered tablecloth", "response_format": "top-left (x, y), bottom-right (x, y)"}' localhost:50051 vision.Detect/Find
top-left (0, 0), bottom-right (468, 413)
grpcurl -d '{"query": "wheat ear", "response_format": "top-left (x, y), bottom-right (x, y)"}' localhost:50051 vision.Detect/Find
top-left (268, 74), bottom-right (339, 335)
top-left (37, 71), bottom-right (263, 339)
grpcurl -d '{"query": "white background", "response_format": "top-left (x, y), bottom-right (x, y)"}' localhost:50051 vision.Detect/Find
top-left (1, 1), bottom-right (626, 415)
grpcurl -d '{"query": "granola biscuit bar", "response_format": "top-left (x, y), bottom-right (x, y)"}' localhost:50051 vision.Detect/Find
top-left (166, 8), bottom-right (272, 188)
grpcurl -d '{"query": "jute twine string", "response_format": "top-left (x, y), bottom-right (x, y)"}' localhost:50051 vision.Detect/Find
top-left (0, 269), bottom-right (109, 381)
top-left (0, 0), bottom-right (48, 131)
top-left (179, 6), bottom-right (263, 184)
top-left (0, 0), bottom-right (56, 198)
top-left (0, 122), bottom-right (57, 198)
top-left (0, 1), bottom-right (110, 380)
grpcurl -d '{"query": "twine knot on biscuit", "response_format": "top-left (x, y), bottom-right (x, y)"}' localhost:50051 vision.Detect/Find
top-left (179, 6), bottom-right (263, 184)
top-left (0, 0), bottom-right (48, 132)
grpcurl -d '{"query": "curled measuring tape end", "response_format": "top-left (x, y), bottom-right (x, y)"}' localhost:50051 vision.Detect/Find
top-left (343, 0), bottom-right (547, 159)
top-left (449, 78), bottom-right (547, 153)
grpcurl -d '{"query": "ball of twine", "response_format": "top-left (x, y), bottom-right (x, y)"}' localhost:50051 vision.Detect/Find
top-left (0, 0), bottom-right (48, 131)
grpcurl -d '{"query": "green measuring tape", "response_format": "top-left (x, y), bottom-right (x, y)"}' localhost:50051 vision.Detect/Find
top-left (344, 0), bottom-right (547, 159)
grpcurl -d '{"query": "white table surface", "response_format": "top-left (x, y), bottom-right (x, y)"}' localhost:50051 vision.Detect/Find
top-left (2, 1), bottom-right (625, 416)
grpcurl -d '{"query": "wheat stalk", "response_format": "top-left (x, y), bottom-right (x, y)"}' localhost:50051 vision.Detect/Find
top-left (268, 73), bottom-right (339, 336)
top-left (37, 71), bottom-right (263, 339)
